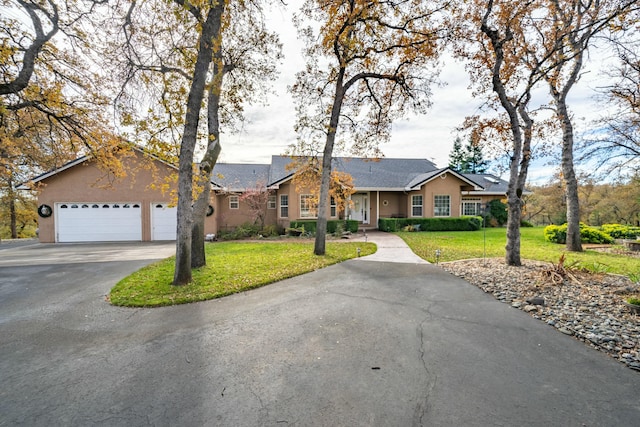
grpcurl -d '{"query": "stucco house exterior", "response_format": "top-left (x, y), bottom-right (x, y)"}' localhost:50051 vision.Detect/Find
top-left (24, 150), bottom-right (510, 243)
top-left (213, 155), bottom-right (509, 233)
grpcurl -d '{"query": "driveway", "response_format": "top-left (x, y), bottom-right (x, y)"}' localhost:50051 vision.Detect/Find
top-left (1, 240), bottom-right (639, 426)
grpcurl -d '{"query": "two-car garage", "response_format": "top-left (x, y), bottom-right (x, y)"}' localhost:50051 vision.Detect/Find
top-left (26, 149), bottom-right (217, 243)
top-left (55, 202), bottom-right (177, 242)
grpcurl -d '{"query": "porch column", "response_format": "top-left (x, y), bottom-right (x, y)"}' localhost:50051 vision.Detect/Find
top-left (376, 191), bottom-right (380, 229)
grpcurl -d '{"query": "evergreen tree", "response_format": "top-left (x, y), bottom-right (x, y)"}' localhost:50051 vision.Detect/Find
top-left (448, 137), bottom-right (466, 171)
top-left (464, 140), bottom-right (489, 174)
top-left (448, 137), bottom-right (489, 173)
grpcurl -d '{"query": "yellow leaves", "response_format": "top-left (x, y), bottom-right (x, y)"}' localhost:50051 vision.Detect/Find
top-left (289, 157), bottom-right (355, 214)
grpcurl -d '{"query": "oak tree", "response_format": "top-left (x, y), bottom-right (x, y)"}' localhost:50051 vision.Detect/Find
top-left (1, 0), bottom-right (120, 238)
top-left (530, 0), bottom-right (640, 252)
top-left (456, 0), bottom-right (543, 265)
top-left (109, 0), bottom-right (280, 283)
top-left (291, 0), bottom-right (448, 255)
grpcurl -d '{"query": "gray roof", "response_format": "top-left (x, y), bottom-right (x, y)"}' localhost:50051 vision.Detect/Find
top-left (211, 157), bottom-right (508, 193)
top-left (267, 156), bottom-right (440, 190)
top-left (211, 164), bottom-right (271, 192)
top-left (461, 173), bottom-right (510, 195)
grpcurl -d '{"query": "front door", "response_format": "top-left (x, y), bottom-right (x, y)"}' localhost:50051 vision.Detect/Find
top-left (350, 193), bottom-right (368, 224)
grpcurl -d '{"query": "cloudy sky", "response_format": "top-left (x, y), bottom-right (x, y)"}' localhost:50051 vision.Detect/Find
top-left (219, 6), bottom-right (614, 185)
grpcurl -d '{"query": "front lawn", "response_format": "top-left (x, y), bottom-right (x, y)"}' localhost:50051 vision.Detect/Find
top-left (109, 241), bottom-right (376, 307)
top-left (398, 227), bottom-right (640, 279)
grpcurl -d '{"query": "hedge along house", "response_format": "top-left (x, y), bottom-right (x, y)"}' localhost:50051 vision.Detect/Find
top-left (21, 148), bottom-right (218, 243)
top-left (210, 155), bottom-right (511, 232)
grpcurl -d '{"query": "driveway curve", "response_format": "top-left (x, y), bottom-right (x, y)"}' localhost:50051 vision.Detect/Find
top-left (1, 239), bottom-right (639, 426)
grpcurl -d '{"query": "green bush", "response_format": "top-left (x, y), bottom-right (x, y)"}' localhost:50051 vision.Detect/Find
top-left (218, 222), bottom-right (262, 240)
top-left (601, 224), bottom-right (640, 239)
top-left (290, 220), bottom-right (359, 234)
top-left (520, 220), bottom-right (534, 228)
top-left (486, 199), bottom-right (508, 226)
top-left (260, 224), bottom-right (280, 237)
top-left (378, 216), bottom-right (483, 232)
top-left (543, 224), bottom-right (566, 244)
top-left (543, 223), bottom-right (614, 244)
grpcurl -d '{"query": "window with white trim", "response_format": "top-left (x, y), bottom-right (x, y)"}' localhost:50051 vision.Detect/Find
top-left (461, 198), bottom-right (482, 216)
top-left (330, 196), bottom-right (337, 217)
top-left (268, 195), bottom-right (276, 210)
top-left (411, 195), bottom-right (423, 217)
top-left (434, 195), bottom-right (450, 217)
top-left (280, 195), bottom-right (289, 218)
top-left (300, 194), bottom-right (317, 218)
top-left (229, 195), bottom-right (239, 209)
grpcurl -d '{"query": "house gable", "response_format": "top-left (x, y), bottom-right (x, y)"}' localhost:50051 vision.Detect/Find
top-left (406, 168), bottom-right (484, 191)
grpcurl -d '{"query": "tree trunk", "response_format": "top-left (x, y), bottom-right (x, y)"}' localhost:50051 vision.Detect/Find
top-left (173, 5), bottom-right (223, 285)
top-left (191, 31), bottom-right (224, 269)
top-left (558, 99), bottom-right (583, 252)
top-left (481, 19), bottom-right (530, 266)
top-left (8, 178), bottom-right (17, 239)
top-left (191, 141), bottom-right (221, 268)
top-left (314, 71), bottom-right (345, 256)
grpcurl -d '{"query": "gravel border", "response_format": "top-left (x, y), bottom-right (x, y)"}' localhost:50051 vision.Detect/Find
top-left (440, 258), bottom-right (640, 372)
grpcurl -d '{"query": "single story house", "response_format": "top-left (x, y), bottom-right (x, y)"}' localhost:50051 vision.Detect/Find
top-left (213, 155), bottom-right (510, 232)
top-left (23, 149), bottom-right (511, 243)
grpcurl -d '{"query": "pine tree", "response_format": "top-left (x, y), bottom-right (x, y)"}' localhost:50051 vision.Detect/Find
top-left (464, 140), bottom-right (489, 174)
top-left (449, 137), bottom-right (488, 173)
top-left (448, 137), bottom-right (466, 171)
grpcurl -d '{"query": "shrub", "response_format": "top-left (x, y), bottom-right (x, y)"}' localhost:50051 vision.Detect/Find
top-left (290, 220), bottom-right (359, 234)
top-left (520, 220), bottom-right (534, 227)
top-left (601, 224), bottom-right (640, 239)
top-left (218, 222), bottom-right (262, 240)
top-left (543, 223), bottom-right (614, 244)
top-left (580, 223), bottom-right (614, 244)
top-left (486, 199), bottom-right (508, 226)
top-left (544, 224), bottom-right (566, 244)
top-left (260, 224), bottom-right (280, 237)
top-left (378, 216), bottom-right (483, 232)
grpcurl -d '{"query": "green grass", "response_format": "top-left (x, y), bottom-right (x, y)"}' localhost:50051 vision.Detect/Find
top-left (109, 241), bottom-right (376, 307)
top-left (398, 227), bottom-right (640, 279)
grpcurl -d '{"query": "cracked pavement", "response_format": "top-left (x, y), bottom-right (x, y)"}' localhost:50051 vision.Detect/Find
top-left (1, 241), bottom-right (640, 426)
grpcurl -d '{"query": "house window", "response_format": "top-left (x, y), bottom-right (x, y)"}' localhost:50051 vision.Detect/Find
top-left (268, 195), bottom-right (276, 210)
top-left (229, 195), bottom-right (239, 209)
top-left (330, 196), bottom-right (337, 217)
top-left (434, 195), bottom-right (450, 217)
top-left (462, 198), bottom-right (482, 216)
top-left (300, 194), bottom-right (317, 218)
top-left (280, 195), bottom-right (289, 218)
top-left (411, 195), bottom-right (423, 217)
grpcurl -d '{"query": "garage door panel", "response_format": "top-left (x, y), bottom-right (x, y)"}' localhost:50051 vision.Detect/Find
top-left (56, 203), bottom-right (142, 242)
top-left (151, 204), bottom-right (177, 241)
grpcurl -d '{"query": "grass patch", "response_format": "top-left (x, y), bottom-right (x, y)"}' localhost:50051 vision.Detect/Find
top-left (109, 241), bottom-right (376, 307)
top-left (398, 227), bottom-right (640, 279)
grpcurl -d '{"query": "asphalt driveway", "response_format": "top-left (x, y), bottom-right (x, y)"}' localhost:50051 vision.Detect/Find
top-left (1, 242), bottom-right (639, 426)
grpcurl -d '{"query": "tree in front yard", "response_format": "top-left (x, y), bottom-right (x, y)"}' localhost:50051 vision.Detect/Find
top-left (238, 180), bottom-right (272, 231)
top-left (288, 157), bottom-right (355, 221)
top-left (108, 0), bottom-right (281, 284)
top-left (291, 0), bottom-right (449, 255)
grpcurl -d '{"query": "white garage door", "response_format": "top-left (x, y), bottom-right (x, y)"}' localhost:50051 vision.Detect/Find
top-left (151, 203), bottom-right (177, 241)
top-left (56, 203), bottom-right (142, 242)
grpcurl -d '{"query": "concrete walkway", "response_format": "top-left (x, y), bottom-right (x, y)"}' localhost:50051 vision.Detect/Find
top-left (351, 230), bottom-right (429, 264)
